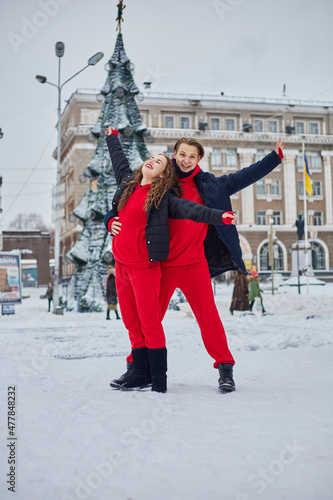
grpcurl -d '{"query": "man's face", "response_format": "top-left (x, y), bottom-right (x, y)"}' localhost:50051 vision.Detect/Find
top-left (173, 143), bottom-right (202, 173)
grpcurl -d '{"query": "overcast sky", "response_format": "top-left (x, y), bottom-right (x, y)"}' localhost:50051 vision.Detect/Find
top-left (1, 0), bottom-right (332, 228)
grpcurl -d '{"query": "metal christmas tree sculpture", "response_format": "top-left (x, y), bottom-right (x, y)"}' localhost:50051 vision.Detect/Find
top-left (66, 31), bottom-right (150, 311)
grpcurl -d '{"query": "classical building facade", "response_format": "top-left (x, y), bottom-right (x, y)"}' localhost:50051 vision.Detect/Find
top-left (57, 90), bottom-right (333, 279)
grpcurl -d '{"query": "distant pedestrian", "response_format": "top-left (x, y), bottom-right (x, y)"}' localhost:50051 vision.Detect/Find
top-left (248, 270), bottom-right (265, 314)
top-left (106, 266), bottom-right (120, 320)
top-left (46, 282), bottom-right (53, 312)
top-left (230, 270), bottom-right (249, 314)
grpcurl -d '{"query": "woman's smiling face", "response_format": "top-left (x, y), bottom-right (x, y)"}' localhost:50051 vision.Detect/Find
top-left (142, 155), bottom-right (168, 179)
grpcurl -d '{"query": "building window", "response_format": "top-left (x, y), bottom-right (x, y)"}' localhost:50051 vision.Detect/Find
top-left (296, 152), bottom-right (303, 168)
top-left (210, 118), bottom-right (220, 130)
top-left (312, 181), bottom-right (321, 196)
top-left (271, 180), bottom-right (280, 195)
top-left (268, 120), bottom-right (278, 133)
top-left (226, 118), bottom-right (235, 131)
top-left (226, 148), bottom-right (237, 167)
top-left (211, 148), bottom-right (222, 168)
top-left (272, 210), bottom-right (282, 225)
top-left (311, 241), bottom-right (325, 269)
top-left (298, 181), bottom-right (304, 196)
top-left (257, 211), bottom-right (266, 225)
top-left (256, 180), bottom-right (265, 195)
top-left (299, 180), bottom-right (320, 197)
top-left (255, 149), bottom-right (265, 162)
top-left (254, 119), bottom-right (263, 132)
top-left (165, 116), bottom-right (174, 128)
top-left (180, 116), bottom-right (190, 129)
top-left (313, 212), bottom-right (323, 226)
top-left (310, 152), bottom-right (321, 170)
top-left (259, 242), bottom-right (284, 271)
top-left (296, 121), bottom-right (305, 134)
top-left (165, 146), bottom-right (174, 159)
top-left (310, 122), bottom-right (319, 135)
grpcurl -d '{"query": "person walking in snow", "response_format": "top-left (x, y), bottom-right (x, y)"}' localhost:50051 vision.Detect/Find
top-left (248, 270), bottom-right (265, 314)
top-left (46, 282), bottom-right (53, 312)
top-left (111, 135), bottom-right (284, 393)
top-left (104, 127), bottom-right (236, 393)
top-left (230, 270), bottom-right (249, 314)
top-left (106, 266), bottom-right (120, 320)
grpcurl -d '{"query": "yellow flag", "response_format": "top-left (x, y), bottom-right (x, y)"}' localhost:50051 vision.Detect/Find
top-left (304, 154), bottom-right (312, 196)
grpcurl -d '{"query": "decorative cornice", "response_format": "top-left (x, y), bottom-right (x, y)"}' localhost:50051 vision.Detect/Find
top-left (238, 224), bottom-right (333, 232)
top-left (142, 91), bottom-right (333, 108)
top-left (55, 125), bottom-right (95, 158)
top-left (147, 128), bottom-right (333, 145)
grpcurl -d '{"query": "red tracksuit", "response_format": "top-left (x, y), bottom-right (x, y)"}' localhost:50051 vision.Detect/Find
top-left (160, 165), bottom-right (235, 368)
top-left (126, 165), bottom-right (234, 367)
top-left (112, 182), bottom-right (165, 350)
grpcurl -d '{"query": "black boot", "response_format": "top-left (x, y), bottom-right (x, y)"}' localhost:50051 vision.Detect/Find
top-left (110, 361), bottom-right (135, 388)
top-left (106, 309), bottom-right (110, 320)
top-left (115, 310), bottom-right (121, 320)
top-left (147, 347), bottom-right (167, 393)
top-left (217, 363), bottom-right (236, 392)
top-left (120, 348), bottom-right (150, 390)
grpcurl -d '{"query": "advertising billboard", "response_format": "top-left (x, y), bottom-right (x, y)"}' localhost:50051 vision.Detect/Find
top-left (0, 252), bottom-right (22, 305)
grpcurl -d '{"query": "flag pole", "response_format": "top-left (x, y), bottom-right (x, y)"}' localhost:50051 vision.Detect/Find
top-left (302, 138), bottom-right (310, 295)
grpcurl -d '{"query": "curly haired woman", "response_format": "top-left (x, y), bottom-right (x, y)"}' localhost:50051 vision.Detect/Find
top-left (104, 127), bottom-right (236, 393)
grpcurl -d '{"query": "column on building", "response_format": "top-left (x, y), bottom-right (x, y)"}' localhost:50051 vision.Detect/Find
top-left (200, 146), bottom-right (211, 173)
top-left (322, 151), bottom-right (333, 224)
top-left (237, 148), bottom-right (256, 224)
top-left (283, 149), bottom-right (298, 224)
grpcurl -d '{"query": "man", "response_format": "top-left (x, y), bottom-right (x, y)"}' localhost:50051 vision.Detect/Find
top-left (110, 137), bottom-right (284, 392)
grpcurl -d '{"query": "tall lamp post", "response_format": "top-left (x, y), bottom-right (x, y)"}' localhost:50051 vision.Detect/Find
top-left (36, 42), bottom-right (103, 311)
top-left (268, 218), bottom-right (275, 295)
top-left (0, 130), bottom-right (3, 249)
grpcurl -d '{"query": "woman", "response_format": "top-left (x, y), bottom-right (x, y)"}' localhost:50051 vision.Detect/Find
top-left (248, 270), bottom-right (265, 314)
top-left (229, 270), bottom-right (249, 314)
top-left (104, 127), bottom-right (236, 393)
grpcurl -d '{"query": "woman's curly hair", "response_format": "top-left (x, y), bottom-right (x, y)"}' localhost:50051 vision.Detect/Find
top-left (117, 155), bottom-right (183, 213)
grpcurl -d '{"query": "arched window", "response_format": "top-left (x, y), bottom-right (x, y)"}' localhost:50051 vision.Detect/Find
top-left (259, 242), bottom-right (284, 271)
top-left (311, 241), bottom-right (325, 270)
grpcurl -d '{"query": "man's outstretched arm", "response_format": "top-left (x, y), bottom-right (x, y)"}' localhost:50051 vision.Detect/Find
top-left (222, 139), bottom-right (284, 196)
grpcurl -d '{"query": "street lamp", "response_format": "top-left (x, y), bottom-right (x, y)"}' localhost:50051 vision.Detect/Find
top-left (268, 218), bottom-right (275, 295)
top-left (36, 42), bottom-right (103, 312)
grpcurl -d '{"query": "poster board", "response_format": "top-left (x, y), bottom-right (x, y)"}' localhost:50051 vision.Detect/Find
top-left (0, 252), bottom-right (22, 305)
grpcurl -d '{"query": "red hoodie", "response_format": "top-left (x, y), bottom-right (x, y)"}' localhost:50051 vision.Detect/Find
top-left (112, 182), bottom-right (156, 268)
top-left (161, 165), bottom-right (208, 269)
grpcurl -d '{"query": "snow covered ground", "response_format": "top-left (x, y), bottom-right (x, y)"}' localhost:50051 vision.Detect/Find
top-left (0, 281), bottom-right (332, 500)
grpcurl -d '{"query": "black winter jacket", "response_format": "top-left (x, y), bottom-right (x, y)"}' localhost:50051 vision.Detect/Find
top-left (189, 151), bottom-right (282, 276)
top-left (104, 135), bottom-right (226, 263)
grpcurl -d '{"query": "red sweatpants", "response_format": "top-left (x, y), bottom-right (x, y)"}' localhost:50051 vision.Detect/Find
top-left (159, 266), bottom-right (235, 368)
top-left (116, 263), bottom-right (166, 350)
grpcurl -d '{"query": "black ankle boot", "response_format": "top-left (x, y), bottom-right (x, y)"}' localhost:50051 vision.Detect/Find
top-left (120, 348), bottom-right (150, 390)
top-left (110, 361), bottom-right (135, 388)
top-left (147, 347), bottom-right (167, 393)
top-left (217, 363), bottom-right (236, 392)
